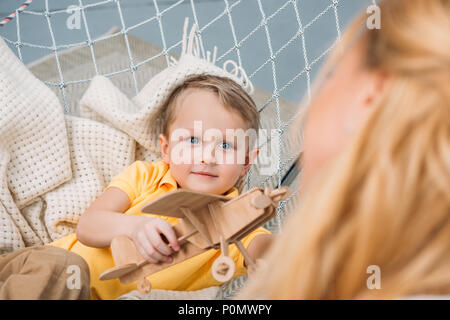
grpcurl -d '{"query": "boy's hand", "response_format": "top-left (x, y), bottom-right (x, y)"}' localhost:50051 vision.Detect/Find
top-left (131, 217), bottom-right (180, 264)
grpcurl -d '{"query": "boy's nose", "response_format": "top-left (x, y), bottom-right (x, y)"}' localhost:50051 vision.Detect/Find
top-left (201, 144), bottom-right (216, 165)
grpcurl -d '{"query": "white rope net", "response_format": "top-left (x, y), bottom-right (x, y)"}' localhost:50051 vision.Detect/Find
top-left (0, 0), bottom-right (343, 298)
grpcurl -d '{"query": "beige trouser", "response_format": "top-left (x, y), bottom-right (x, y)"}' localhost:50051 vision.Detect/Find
top-left (0, 245), bottom-right (90, 300)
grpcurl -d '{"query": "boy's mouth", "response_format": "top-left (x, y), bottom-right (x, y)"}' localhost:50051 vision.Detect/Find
top-left (191, 171), bottom-right (218, 177)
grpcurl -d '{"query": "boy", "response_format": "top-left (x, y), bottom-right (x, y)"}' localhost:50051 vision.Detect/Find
top-left (49, 74), bottom-right (273, 300)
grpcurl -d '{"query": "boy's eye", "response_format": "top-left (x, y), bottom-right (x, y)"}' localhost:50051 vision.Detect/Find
top-left (220, 142), bottom-right (233, 150)
top-left (188, 136), bottom-right (200, 144)
top-left (185, 136), bottom-right (234, 149)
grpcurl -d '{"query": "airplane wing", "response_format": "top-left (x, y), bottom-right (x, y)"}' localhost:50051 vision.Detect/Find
top-left (140, 189), bottom-right (231, 218)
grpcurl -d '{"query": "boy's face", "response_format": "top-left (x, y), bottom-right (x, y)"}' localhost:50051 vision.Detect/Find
top-left (159, 88), bottom-right (259, 195)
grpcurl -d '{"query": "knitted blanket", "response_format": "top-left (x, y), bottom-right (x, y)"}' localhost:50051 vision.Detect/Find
top-left (0, 37), bottom-right (173, 253)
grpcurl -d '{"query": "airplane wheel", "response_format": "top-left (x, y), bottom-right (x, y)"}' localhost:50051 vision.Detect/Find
top-left (212, 256), bottom-right (235, 282)
top-left (137, 278), bottom-right (151, 294)
top-left (251, 194), bottom-right (273, 209)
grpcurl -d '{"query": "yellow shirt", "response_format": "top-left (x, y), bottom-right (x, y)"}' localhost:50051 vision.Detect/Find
top-left (49, 160), bottom-right (270, 300)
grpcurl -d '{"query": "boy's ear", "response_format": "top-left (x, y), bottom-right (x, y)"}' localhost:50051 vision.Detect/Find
top-left (240, 148), bottom-right (259, 177)
top-left (159, 133), bottom-right (170, 164)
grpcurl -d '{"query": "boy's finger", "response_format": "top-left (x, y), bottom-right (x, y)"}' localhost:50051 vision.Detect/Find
top-left (135, 235), bottom-right (157, 264)
top-left (139, 232), bottom-right (166, 263)
top-left (147, 247), bottom-right (167, 263)
top-left (157, 223), bottom-right (180, 252)
top-left (148, 228), bottom-right (173, 258)
top-left (138, 246), bottom-right (157, 264)
top-left (141, 231), bottom-right (169, 262)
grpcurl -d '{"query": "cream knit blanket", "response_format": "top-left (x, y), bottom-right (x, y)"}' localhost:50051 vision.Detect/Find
top-left (0, 38), bottom-right (169, 253)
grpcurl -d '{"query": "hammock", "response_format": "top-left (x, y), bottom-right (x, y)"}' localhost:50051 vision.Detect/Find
top-left (0, 0), bottom-right (344, 299)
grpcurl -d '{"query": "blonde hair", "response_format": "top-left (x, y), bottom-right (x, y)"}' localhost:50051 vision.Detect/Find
top-left (238, 0), bottom-right (450, 299)
top-left (157, 74), bottom-right (260, 139)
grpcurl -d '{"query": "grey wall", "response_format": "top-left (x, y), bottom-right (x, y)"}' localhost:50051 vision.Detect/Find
top-left (0, 0), bottom-right (372, 104)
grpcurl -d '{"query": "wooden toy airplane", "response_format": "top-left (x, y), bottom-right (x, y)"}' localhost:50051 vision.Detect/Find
top-left (99, 186), bottom-right (290, 294)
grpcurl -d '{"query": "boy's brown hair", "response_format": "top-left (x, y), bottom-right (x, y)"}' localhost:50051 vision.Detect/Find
top-left (156, 74), bottom-right (260, 148)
